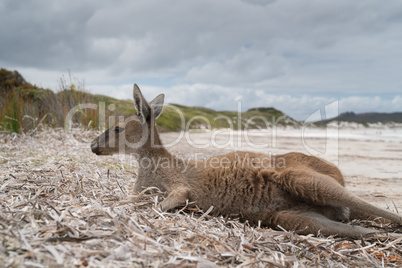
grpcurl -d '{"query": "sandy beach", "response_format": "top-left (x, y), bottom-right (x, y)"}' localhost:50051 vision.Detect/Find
top-left (1, 126), bottom-right (401, 266)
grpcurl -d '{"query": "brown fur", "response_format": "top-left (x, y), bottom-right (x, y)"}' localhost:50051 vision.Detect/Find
top-left (91, 84), bottom-right (402, 238)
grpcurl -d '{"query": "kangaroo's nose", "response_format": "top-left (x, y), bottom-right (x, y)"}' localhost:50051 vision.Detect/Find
top-left (91, 141), bottom-right (98, 153)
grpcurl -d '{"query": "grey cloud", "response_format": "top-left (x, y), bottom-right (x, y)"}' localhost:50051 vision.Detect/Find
top-left (0, 0), bottom-right (99, 70)
top-left (2, 0), bottom-right (401, 77)
top-left (1, 0), bottom-right (402, 118)
top-left (241, 0), bottom-right (277, 6)
top-left (184, 48), bottom-right (289, 86)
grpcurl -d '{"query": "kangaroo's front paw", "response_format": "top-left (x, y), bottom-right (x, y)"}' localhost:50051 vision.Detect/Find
top-left (158, 198), bottom-right (179, 212)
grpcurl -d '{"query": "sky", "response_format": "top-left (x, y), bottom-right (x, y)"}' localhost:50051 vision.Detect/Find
top-left (1, 0), bottom-right (402, 121)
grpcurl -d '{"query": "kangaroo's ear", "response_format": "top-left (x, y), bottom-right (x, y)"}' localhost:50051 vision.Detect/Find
top-left (149, 94), bottom-right (165, 119)
top-left (133, 84), bottom-right (151, 121)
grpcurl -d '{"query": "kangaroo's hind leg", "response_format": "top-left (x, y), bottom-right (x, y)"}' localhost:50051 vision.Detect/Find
top-left (263, 210), bottom-right (375, 238)
top-left (260, 168), bottom-right (402, 224)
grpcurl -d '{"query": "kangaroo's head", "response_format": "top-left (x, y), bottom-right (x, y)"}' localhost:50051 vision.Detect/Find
top-left (90, 84), bottom-right (164, 155)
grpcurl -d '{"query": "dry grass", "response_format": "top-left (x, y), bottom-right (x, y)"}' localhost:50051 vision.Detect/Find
top-left (1, 128), bottom-right (401, 267)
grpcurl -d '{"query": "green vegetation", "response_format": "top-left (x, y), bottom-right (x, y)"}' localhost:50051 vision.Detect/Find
top-left (155, 104), bottom-right (297, 132)
top-left (0, 68), bottom-right (297, 133)
top-left (0, 68), bottom-right (120, 133)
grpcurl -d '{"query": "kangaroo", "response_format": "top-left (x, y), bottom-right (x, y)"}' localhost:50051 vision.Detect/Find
top-left (91, 84), bottom-right (402, 238)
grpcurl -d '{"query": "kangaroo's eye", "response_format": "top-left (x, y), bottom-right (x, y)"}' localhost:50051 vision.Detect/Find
top-left (115, 127), bottom-right (125, 133)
